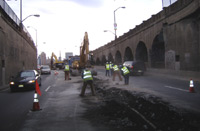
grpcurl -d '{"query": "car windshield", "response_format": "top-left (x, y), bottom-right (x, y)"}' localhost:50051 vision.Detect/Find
top-left (19, 71), bottom-right (35, 77)
top-left (42, 66), bottom-right (50, 69)
top-left (123, 61), bottom-right (133, 67)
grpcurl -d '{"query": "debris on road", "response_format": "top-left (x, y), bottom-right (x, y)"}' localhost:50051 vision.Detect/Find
top-left (81, 78), bottom-right (200, 131)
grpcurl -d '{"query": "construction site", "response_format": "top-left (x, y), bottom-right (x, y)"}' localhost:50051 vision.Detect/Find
top-left (80, 75), bottom-right (200, 131)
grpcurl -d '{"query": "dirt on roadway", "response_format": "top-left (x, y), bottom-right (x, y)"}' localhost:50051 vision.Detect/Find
top-left (81, 77), bottom-right (200, 131)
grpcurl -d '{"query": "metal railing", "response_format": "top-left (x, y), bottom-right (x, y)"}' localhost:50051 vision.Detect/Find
top-left (0, 0), bottom-right (34, 45)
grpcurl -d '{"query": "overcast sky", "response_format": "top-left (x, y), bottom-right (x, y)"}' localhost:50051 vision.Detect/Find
top-left (6, 0), bottom-right (175, 59)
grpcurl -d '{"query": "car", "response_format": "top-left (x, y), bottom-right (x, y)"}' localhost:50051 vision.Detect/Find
top-left (37, 65), bottom-right (41, 74)
top-left (40, 65), bottom-right (51, 74)
top-left (9, 70), bottom-right (42, 92)
top-left (123, 61), bottom-right (146, 76)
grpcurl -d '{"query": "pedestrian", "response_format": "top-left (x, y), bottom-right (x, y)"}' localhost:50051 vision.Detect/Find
top-left (64, 63), bottom-right (70, 80)
top-left (121, 65), bottom-right (130, 85)
top-left (112, 64), bottom-right (122, 81)
top-left (105, 62), bottom-right (110, 76)
top-left (109, 61), bottom-right (113, 76)
top-left (80, 68), bottom-right (95, 96)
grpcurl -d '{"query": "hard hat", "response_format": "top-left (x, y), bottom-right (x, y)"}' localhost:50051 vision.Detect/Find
top-left (110, 61), bottom-right (112, 63)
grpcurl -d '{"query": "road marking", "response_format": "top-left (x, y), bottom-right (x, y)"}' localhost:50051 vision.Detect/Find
top-left (0, 88), bottom-right (9, 92)
top-left (45, 86), bottom-right (51, 92)
top-left (165, 85), bottom-right (188, 92)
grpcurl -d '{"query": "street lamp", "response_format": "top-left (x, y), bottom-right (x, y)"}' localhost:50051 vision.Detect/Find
top-left (22, 14), bottom-right (40, 22)
top-left (27, 26), bottom-right (38, 47)
top-left (104, 30), bottom-right (115, 39)
top-left (114, 6), bottom-right (125, 39)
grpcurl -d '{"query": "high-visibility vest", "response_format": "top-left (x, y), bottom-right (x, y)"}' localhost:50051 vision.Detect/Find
top-left (64, 65), bottom-right (69, 71)
top-left (106, 64), bottom-right (110, 70)
top-left (110, 64), bottom-right (113, 69)
top-left (113, 65), bottom-right (119, 71)
top-left (121, 66), bottom-right (130, 75)
top-left (83, 70), bottom-right (93, 81)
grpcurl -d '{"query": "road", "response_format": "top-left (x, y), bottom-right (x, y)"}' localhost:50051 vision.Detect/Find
top-left (97, 66), bottom-right (200, 113)
top-left (0, 67), bottom-right (200, 131)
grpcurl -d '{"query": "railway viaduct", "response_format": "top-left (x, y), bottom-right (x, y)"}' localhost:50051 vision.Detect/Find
top-left (0, 1), bottom-right (37, 87)
top-left (92, 0), bottom-right (200, 72)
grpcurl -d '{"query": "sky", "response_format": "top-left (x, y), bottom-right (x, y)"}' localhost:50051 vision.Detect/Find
top-left (6, 0), bottom-right (176, 59)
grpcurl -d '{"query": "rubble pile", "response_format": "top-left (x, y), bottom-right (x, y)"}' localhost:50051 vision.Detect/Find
top-left (82, 79), bottom-right (200, 131)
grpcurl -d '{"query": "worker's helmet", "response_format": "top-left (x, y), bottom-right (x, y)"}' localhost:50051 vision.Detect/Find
top-left (106, 62), bottom-right (108, 64)
top-left (110, 61), bottom-right (112, 64)
top-left (85, 68), bottom-right (89, 71)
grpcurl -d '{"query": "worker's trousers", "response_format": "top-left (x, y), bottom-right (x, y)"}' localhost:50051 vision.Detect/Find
top-left (124, 74), bottom-right (129, 85)
top-left (64, 71), bottom-right (70, 80)
top-left (113, 71), bottom-right (122, 81)
top-left (80, 80), bottom-right (95, 96)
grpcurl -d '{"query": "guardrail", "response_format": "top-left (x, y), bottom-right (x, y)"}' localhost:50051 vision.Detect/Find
top-left (0, 0), bottom-right (34, 45)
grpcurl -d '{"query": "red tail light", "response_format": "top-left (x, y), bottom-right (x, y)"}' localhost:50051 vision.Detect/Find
top-left (131, 66), bottom-right (133, 69)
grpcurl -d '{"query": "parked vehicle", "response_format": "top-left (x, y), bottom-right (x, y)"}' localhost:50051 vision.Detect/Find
top-left (123, 61), bottom-right (146, 76)
top-left (41, 65), bottom-right (51, 74)
top-left (10, 70), bottom-right (41, 92)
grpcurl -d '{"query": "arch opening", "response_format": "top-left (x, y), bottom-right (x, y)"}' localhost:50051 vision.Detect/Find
top-left (136, 41), bottom-right (148, 62)
top-left (115, 51), bottom-right (122, 64)
top-left (124, 47), bottom-right (133, 62)
top-left (151, 32), bottom-right (165, 68)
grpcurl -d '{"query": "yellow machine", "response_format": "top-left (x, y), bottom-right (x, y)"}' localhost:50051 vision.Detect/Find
top-left (80, 32), bottom-right (91, 68)
top-left (51, 52), bottom-right (64, 70)
top-left (71, 32), bottom-right (97, 76)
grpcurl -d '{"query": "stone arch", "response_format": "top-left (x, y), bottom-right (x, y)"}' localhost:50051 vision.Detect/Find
top-left (136, 41), bottom-right (148, 62)
top-left (115, 50), bottom-right (122, 64)
top-left (101, 55), bottom-right (107, 65)
top-left (96, 57), bottom-right (101, 65)
top-left (108, 53), bottom-right (114, 62)
top-left (150, 32), bottom-right (165, 68)
top-left (124, 47), bottom-right (133, 62)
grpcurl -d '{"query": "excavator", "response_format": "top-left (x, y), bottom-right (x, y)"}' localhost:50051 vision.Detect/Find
top-left (71, 32), bottom-right (97, 76)
top-left (50, 52), bottom-right (64, 70)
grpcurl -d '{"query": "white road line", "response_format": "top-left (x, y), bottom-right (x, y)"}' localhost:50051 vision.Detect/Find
top-left (45, 86), bottom-right (51, 92)
top-left (0, 88), bottom-right (9, 92)
top-left (165, 85), bottom-right (188, 92)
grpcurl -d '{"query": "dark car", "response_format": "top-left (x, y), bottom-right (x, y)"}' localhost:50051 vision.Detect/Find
top-left (10, 70), bottom-right (41, 92)
top-left (123, 61), bottom-right (146, 76)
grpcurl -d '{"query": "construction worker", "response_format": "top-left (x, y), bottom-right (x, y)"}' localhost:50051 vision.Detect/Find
top-left (80, 68), bottom-right (95, 96)
top-left (121, 65), bottom-right (130, 85)
top-left (109, 61), bottom-right (113, 76)
top-left (113, 64), bottom-right (122, 81)
top-left (105, 62), bottom-right (110, 76)
top-left (64, 63), bottom-right (70, 80)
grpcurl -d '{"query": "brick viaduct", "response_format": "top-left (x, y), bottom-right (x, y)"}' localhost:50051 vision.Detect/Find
top-left (0, 1), bottom-right (37, 87)
top-left (92, 0), bottom-right (200, 72)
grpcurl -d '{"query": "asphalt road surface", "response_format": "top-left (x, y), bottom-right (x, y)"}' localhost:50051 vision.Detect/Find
top-left (0, 68), bottom-right (199, 131)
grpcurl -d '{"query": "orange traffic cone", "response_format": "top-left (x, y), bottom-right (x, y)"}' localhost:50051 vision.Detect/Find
top-left (54, 71), bottom-right (58, 75)
top-left (32, 80), bottom-right (41, 111)
top-left (32, 91), bottom-right (41, 111)
top-left (189, 79), bottom-right (195, 93)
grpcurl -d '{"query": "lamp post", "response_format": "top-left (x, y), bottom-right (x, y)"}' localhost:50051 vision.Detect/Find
top-left (27, 26), bottom-right (38, 47)
top-left (22, 14), bottom-right (40, 22)
top-left (104, 30), bottom-right (115, 39)
top-left (114, 6), bottom-right (125, 39)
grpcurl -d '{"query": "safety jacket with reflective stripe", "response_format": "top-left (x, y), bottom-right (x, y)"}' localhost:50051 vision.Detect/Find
top-left (64, 65), bottom-right (69, 71)
top-left (113, 65), bottom-right (119, 71)
top-left (83, 70), bottom-right (93, 81)
top-left (109, 64), bottom-right (113, 69)
top-left (121, 66), bottom-right (130, 75)
top-left (106, 64), bottom-right (110, 70)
